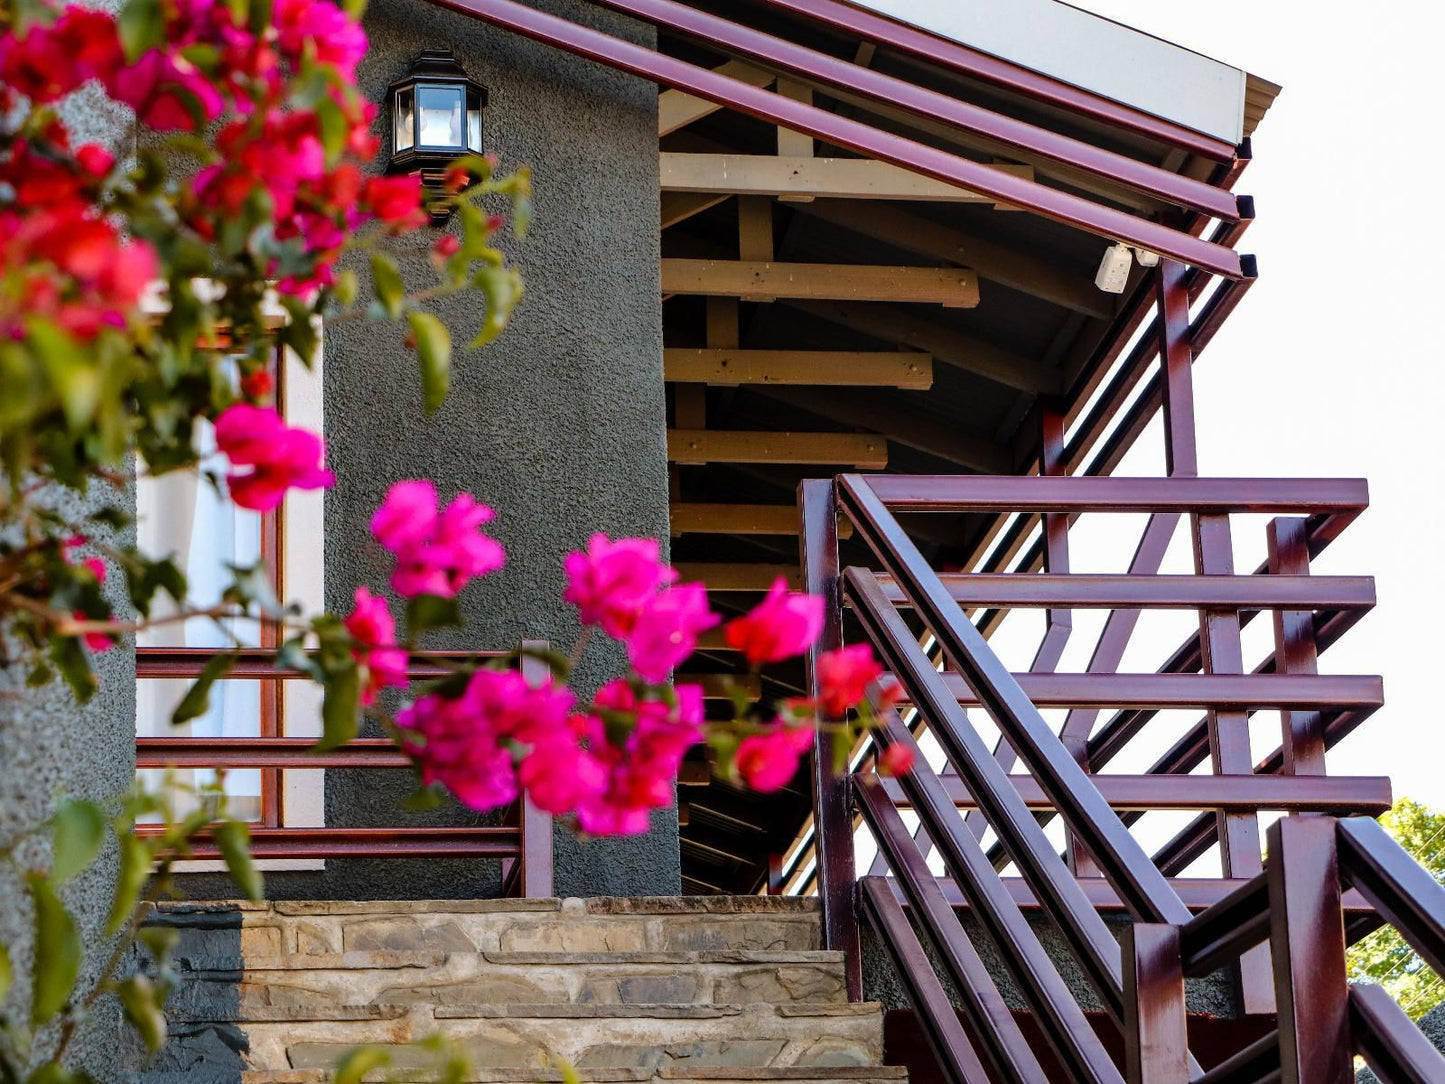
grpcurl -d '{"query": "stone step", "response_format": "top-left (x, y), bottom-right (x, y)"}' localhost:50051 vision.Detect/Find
top-left (173, 1000), bottom-right (884, 1073)
top-left (152, 897), bottom-right (823, 958)
top-left (215, 1067), bottom-right (908, 1083)
top-left (171, 950), bottom-right (848, 1010)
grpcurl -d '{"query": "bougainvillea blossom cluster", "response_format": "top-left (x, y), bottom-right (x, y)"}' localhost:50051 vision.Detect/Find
top-left (361, 513), bottom-right (907, 835)
top-left (370, 480), bottom-right (506, 599)
top-left (0, 0), bottom-right (425, 343)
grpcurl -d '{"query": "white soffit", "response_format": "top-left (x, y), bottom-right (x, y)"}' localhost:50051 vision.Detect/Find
top-left (847, 0), bottom-right (1247, 144)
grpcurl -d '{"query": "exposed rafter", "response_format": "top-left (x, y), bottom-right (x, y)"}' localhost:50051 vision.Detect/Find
top-left (661, 151), bottom-right (1030, 205)
top-left (794, 200), bottom-right (1112, 321)
top-left (788, 299), bottom-right (1062, 396)
top-left (664, 347), bottom-right (933, 389)
top-left (668, 428), bottom-right (888, 468)
top-left (658, 59), bottom-right (773, 135)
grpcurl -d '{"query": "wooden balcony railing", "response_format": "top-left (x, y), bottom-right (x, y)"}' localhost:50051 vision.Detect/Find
top-left (798, 471), bottom-right (1443, 1082)
top-left (134, 641), bottom-right (553, 896)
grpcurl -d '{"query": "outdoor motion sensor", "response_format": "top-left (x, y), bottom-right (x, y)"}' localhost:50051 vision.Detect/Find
top-left (1094, 242), bottom-right (1133, 293)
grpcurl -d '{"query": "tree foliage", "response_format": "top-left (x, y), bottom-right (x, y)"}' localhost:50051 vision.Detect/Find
top-left (1347, 798), bottom-right (1445, 1018)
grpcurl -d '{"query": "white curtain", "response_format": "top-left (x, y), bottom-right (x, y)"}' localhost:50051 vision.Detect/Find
top-left (136, 416), bottom-right (265, 821)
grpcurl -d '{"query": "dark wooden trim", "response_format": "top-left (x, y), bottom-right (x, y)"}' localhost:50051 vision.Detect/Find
top-left (134, 825), bottom-right (522, 859)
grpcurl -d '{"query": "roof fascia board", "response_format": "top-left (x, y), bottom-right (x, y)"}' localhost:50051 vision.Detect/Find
top-left (845, 0), bottom-right (1247, 145)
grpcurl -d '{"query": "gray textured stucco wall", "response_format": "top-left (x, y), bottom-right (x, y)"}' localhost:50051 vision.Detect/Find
top-left (232, 0), bottom-right (673, 901)
top-left (0, 49), bottom-right (139, 1082)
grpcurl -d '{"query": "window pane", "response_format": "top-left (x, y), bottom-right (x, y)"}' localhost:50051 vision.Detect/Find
top-left (417, 84), bottom-right (463, 147)
top-left (394, 86), bottom-right (415, 151)
top-left (137, 678), bottom-right (272, 823)
top-left (136, 415), bottom-right (264, 649)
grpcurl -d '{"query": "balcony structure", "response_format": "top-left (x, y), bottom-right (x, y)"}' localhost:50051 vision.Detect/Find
top-left (50, 0), bottom-right (1439, 1081)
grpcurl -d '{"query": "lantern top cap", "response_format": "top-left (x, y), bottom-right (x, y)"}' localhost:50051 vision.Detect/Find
top-left (387, 49), bottom-right (488, 103)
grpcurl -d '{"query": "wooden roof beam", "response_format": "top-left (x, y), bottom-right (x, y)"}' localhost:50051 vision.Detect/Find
top-left (751, 386), bottom-right (1011, 474)
top-left (661, 190), bottom-right (729, 229)
top-left (667, 427), bottom-right (887, 468)
top-left (674, 562), bottom-right (801, 591)
top-left (661, 258), bottom-right (978, 307)
top-left (661, 151), bottom-right (1031, 206)
top-left (664, 347), bottom-right (933, 389)
top-left (670, 502), bottom-right (852, 538)
top-left (659, 59), bottom-right (773, 135)
top-left (788, 298), bottom-right (1063, 397)
top-left (795, 199), bottom-right (1113, 321)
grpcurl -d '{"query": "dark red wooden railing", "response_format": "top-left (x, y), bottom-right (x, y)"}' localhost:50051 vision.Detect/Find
top-left (798, 470), bottom-right (1445, 1082)
top-left (135, 642), bottom-right (553, 896)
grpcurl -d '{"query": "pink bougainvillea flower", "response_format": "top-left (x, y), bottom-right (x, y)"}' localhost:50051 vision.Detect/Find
top-left (67, 553), bottom-right (114, 652)
top-left (370, 482), bottom-right (505, 598)
top-left (878, 742), bottom-right (915, 778)
top-left (371, 480), bottom-right (440, 554)
top-left (343, 586), bottom-right (409, 705)
top-left (816, 643), bottom-right (884, 716)
top-left (574, 682), bottom-right (706, 836)
top-left (396, 667), bottom-right (575, 813)
top-left (214, 404), bottom-right (335, 512)
top-left (363, 174), bottom-right (426, 229)
top-left (274, 0), bottom-right (368, 79)
top-left (724, 578), bottom-right (824, 666)
top-left (734, 722), bottom-right (814, 793)
top-left (563, 534), bottom-right (677, 638)
top-left (107, 49), bottom-right (225, 132)
top-left (624, 582), bottom-right (719, 682)
top-left (519, 722), bottom-right (610, 815)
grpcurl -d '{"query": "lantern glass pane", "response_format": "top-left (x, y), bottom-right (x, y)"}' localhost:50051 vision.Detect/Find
top-left (466, 105), bottom-right (482, 151)
top-left (417, 83), bottom-right (463, 148)
top-left (394, 86), bottom-right (414, 151)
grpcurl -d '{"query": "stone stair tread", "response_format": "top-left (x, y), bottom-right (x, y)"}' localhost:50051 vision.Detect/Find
top-left (159, 897), bottom-right (821, 918)
top-left (431, 1002), bottom-right (884, 1020)
top-left (168, 1002), bottom-right (409, 1023)
top-left (227, 1069), bottom-right (903, 1083)
top-left (178, 949), bottom-right (842, 971)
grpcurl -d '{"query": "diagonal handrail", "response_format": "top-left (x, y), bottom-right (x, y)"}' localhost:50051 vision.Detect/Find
top-left (859, 711), bottom-right (1120, 1083)
top-left (839, 473), bottom-right (1193, 929)
top-left (845, 564), bottom-right (1129, 1019)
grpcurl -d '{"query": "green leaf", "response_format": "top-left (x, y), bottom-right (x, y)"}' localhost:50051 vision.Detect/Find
top-left (106, 832), bottom-right (152, 937)
top-left (136, 924), bottom-right (179, 964)
top-left (0, 944), bottom-right (11, 1002)
top-left (317, 662), bottom-right (360, 753)
top-left (370, 252), bottom-right (406, 320)
top-left (400, 782), bottom-right (447, 812)
top-left (212, 820), bottom-right (262, 902)
top-left (49, 635), bottom-right (96, 704)
top-left (29, 320), bottom-right (101, 431)
top-left (170, 653), bottom-right (236, 726)
top-left (406, 594), bottom-right (462, 637)
top-left (333, 1046), bottom-right (392, 1084)
top-left (27, 872), bottom-right (81, 1028)
top-left (408, 311), bottom-right (451, 415)
top-left (117, 0), bottom-right (165, 61)
top-left (51, 799), bottom-right (106, 884)
top-left (115, 974), bottom-right (167, 1053)
top-left (469, 266), bottom-right (523, 348)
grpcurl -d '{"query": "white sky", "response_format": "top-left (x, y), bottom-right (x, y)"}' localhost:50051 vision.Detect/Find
top-left (1051, 1), bottom-right (1445, 808)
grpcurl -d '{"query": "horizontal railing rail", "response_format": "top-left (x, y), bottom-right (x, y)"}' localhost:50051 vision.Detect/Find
top-left (797, 463), bottom-right (1436, 1083)
top-left (135, 641), bottom-right (553, 895)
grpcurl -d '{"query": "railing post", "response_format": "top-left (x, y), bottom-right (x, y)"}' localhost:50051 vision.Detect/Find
top-left (1157, 258), bottom-right (1272, 1012)
top-left (518, 640), bottom-right (554, 898)
top-left (1267, 815), bottom-right (1351, 1084)
top-left (1122, 923), bottom-right (1189, 1084)
top-left (1267, 517), bottom-right (1327, 776)
top-left (799, 477), bottom-right (861, 999)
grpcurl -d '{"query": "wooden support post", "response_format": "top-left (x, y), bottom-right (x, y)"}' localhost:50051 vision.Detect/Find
top-left (1156, 258), bottom-right (1272, 1013)
top-left (1268, 816), bottom-right (1352, 1084)
top-left (1268, 517), bottom-right (1327, 776)
top-left (1122, 924), bottom-right (1189, 1084)
top-left (775, 78), bottom-right (815, 195)
top-left (799, 477), bottom-right (861, 999)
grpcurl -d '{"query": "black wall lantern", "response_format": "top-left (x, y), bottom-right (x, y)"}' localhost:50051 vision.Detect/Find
top-left (386, 50), bottom-right (488, 222)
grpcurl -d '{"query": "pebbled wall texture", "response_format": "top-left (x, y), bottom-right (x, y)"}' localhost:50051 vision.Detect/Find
top-left (0, 21), bottom-right (139, 1079)
top-left (182, 0), bottom-right (676, 903)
